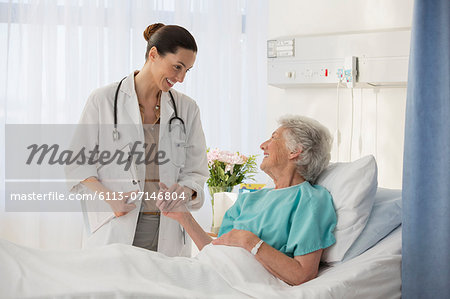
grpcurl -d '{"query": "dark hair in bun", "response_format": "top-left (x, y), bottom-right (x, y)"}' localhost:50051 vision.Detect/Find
top-left (143, 23), bottom-right (197, 60)
top-left (143, 23), bottom-right (165, 42)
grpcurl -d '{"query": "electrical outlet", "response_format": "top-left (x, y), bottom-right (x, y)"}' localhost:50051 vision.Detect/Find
top-left (337, 68), bottom-right (344, 80)
top-left (344, 56), bottom-right (357, 88)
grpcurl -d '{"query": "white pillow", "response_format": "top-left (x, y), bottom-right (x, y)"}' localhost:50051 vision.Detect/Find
top-left (316, 155), bottom-right (378, 263)
top-left (342, 188), bottom-right (402, 261)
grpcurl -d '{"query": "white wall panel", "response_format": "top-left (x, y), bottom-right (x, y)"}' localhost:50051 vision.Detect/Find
top-left (267, 0), bottom-right (413, 188)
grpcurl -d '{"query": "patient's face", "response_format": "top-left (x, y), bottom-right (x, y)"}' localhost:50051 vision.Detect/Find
top-left (259, 127), bottom-right (290, 175)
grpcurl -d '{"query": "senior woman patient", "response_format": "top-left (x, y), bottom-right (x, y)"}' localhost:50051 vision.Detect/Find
top-left (158, 115), bottom-right (336, 286)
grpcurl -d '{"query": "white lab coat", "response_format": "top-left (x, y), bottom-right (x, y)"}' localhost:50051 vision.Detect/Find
top-left (65, 72), bottom-right (208, 257)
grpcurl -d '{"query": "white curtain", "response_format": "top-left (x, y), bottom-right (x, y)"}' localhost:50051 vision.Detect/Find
top-left (0, 0), bottom-right (268, 249)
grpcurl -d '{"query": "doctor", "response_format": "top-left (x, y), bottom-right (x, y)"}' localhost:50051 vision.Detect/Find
top-left (66, 23), bottom-right (208, 257)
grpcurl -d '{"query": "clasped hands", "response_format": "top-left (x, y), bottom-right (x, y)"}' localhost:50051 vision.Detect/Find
top-left (107, 182), bottom-right (191, 217)
top-left (156, 182), bottom-right (191, 216)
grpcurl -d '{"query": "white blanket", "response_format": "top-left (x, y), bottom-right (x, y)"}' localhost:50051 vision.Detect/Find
top-left (0, 227), bottom-right (401, 298)
top-left (0, 240), bottom-right (287, 298)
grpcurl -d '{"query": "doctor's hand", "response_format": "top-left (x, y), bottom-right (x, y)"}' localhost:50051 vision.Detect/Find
top-left (212, 229), bottom-right (259, 252)
top-left (156, 183), bottom-right (190, 220)
top-left (105, 190), bottom-right (138, 217)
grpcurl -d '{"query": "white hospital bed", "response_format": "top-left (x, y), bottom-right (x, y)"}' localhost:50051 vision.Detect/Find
top-left (0, 156), bottom-right (402, 298)
top-left (0, 224), bottom-right (401, 299)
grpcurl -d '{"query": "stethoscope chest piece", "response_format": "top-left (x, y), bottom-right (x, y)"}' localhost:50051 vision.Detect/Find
top-left (112, 128), bottom-right (120, 141)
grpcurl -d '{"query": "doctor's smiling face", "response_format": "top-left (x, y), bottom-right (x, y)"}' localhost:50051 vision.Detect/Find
top-left (148, 46), bottom-right (196, 92)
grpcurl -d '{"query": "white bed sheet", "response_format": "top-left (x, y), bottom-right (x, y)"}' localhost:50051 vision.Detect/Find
top-left (0, 227), bottom-right (401, 299)
top-left (287, 225), bottom-right (402, 299)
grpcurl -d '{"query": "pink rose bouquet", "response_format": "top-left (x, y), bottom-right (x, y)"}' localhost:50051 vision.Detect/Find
top-left (206, 148), bottom-right (258, 188)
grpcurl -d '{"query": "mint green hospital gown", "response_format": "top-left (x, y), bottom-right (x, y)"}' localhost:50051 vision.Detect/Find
top-left (218, 181), bottom-right (337, 257)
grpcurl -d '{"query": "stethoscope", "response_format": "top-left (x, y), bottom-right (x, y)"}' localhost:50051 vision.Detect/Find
top-left (112, 77), bottom-right (186, 141)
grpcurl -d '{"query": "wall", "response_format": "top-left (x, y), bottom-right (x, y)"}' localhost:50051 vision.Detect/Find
top-left (267, 0), bottom-right (414, 188)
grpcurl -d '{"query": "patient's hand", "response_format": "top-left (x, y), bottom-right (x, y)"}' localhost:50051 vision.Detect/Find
top-left (212, 229), bottom-right (259, 252)
top-left (156, 182), bottom-right (189, 221)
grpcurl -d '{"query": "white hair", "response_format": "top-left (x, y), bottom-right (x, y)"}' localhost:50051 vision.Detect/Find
top-left (279, 115), bottom-right (332, 183)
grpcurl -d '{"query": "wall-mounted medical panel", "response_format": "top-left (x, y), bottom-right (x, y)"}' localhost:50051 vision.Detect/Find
top-left (267, 30), bottom-right (410, 88)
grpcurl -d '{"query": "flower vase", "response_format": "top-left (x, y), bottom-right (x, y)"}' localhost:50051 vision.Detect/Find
top-left (209, 186), bottom-right (233, 234)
